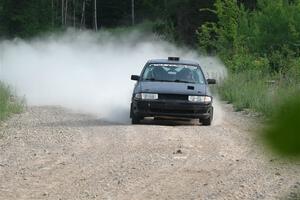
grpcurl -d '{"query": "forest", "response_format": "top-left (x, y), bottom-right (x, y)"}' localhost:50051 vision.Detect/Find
top-left (0, 0), bottom-right (256, 44)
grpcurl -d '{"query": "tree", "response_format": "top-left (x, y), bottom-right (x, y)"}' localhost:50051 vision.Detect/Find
top-left (80, 0), bottom-right (86, 28)
top-left (62, 0), bottom-right (64, 25)
top-left (73, 0), bottom-right (76, 27)
top-left (65, 0), bottom-right (68, 25)
top-left (94, 0), bottom-right (98, 31)
top-left (0, 0), bottom-right (52, 37)
top-left (131, 0), bottom-right (135, 25)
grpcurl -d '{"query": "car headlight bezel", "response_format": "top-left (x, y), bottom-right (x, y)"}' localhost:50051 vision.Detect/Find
top-left (135, 93), bottom-right (158, 100)
top-left (188, 95), bottom-right (212, 103)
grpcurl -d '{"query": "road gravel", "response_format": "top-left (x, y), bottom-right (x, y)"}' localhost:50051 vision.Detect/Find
top-left (0, 104), bottom-right (300, 200)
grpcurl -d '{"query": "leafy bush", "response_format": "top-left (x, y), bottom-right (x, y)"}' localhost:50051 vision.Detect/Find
top-left (263, 94), bottom-right (300, 156)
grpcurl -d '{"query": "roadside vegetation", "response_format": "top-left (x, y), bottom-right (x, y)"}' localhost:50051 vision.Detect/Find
top-left (263, 94), bottom-right (300, 156)
top-left (218, 70), bottom-right (300, 117)
top-left (196, 0), bottom-right (300, 158)
top-left (197, 0), bottom-right (300, 116)
top-left (0, 82), bottom-right (23, 122)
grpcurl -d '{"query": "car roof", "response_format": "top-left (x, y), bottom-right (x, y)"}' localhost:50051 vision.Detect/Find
top-left (147, 59), bottom-right (199, 66)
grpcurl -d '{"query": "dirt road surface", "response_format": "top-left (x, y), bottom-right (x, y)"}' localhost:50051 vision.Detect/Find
top-left (1, 104), bottom-right (300, 200)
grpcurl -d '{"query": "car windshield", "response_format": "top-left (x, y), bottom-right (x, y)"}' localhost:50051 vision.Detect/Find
top-left (142, 63), bottom-right (205, 84)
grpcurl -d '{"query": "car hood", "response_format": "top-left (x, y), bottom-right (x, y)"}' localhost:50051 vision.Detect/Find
top-left (137, 81), bottom-right (208, 96)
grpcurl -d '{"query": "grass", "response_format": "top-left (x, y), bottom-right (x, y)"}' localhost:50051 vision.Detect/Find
top-left (0, 82), bottom-right (23, 121)
top-left (218, 70), bottom-right (300, 117)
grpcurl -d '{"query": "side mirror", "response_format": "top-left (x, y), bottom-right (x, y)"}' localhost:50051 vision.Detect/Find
top-left (131, 75), bottom-right (140, 81)
top-left (207, 79), bottom-right (216, 84)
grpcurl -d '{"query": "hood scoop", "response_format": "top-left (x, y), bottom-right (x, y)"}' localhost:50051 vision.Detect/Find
top-left (187, 85), bottom-right (194, 90)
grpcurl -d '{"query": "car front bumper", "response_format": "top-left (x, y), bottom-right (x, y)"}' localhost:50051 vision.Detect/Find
top-left (131, 99), bottom-right (213, 119)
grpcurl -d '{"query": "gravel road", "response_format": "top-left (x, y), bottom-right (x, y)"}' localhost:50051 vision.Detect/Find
top-left (0, 104), bottom-right (300, 200)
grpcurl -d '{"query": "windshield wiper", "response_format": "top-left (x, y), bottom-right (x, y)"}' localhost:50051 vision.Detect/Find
top-left (144, 78), bottom-right (156, 81)
top-left (174, 80), bottom-right (195, 84)
top-left (144, 78), bottom-right (195, 83)
top-left (144, 78), bottom-right (172, 82)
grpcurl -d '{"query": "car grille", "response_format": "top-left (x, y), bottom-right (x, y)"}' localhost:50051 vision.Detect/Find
top-left (150, 108), bottom-right (197, 114)
top-left (158, 94), bottom-right (188, 101)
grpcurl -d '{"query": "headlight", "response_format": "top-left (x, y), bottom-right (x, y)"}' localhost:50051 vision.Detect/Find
top-left (188, 95), bottom-right (212, 103)
top-left (135, 93), bottom-right (158, 100)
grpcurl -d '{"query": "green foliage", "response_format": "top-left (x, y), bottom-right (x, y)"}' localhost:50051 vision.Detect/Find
top-left (215, 0), bottom-right (240, 51)
top-left (0, 82), bottom-right (23, 121)
top-left (263, 94), bottom-right (300, 156)
top-left (197, 0), bottom-right (300, 73)
top-left (223, 49), bottom-right (270, 72)
top-left (250, 0), bottom-right (300, 54)
top-left (197, 22), bottom-right (218, 54)
top-left (197, 0), bottom-right (242, 57)
top-left (147, 0), bottom-right (216, 46)
top-left (0, 0), bottom-right (53, 38)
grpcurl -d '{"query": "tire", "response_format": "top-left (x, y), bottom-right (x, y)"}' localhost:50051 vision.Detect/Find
top-left (201, 117), bottom-right (212, 126)
top-left (131, 116), bottom-right (141, 124)
top-left (130, 104), bottom-right (141, 124)
top-left (200, 108), bottom-right (213, 126)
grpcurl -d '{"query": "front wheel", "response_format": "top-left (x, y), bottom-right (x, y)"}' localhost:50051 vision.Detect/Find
top-left (130, 104), bottom-right (142, 124)
top-left (131, 115), bottom-right (141, 124)
top-left (201, 117), bottom-right (212, 126)
top-left (200, 108), bottom-right (213, 126)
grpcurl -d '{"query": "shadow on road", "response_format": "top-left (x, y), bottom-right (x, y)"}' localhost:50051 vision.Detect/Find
top-left (140, 118), bottom-right (200, 126)
top-left (39, 118), bottom-right (201, 128)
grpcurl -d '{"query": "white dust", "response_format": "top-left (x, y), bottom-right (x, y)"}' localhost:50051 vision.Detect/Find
top-left (0, 29), bottom-right (227, 124)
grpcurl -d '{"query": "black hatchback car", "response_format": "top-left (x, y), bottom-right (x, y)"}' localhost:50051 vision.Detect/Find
top-left (130, 57), bottom-right (216, 125)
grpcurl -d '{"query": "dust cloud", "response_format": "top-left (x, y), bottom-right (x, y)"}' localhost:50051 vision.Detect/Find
top-left (0, 29), bottom-right (227, 123)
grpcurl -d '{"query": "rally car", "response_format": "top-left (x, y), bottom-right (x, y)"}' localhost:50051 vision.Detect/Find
top-left (130, 57), bottom-right (216, 125)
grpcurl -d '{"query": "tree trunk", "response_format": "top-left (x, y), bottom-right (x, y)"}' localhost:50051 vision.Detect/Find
top-left (131, 0), bottom-right (135, 25)
top-left (94, 0), bottom-right (98, 31)
top-left (80, 0), bottom-right (86, 28)
top-left (73, 0), bottom-right (76, 27)
top-left (62, 0), bottom-right (64, 25)
top-left (65, 0), bottom-right (68, 25)
top-left (55, 0), bottom-right (58, 25)
top-left (52, 0), bottom-right (54, 27)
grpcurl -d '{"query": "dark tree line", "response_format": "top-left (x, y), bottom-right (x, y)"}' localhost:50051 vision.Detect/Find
top-left (0, 0), bottom-right (257, 44)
